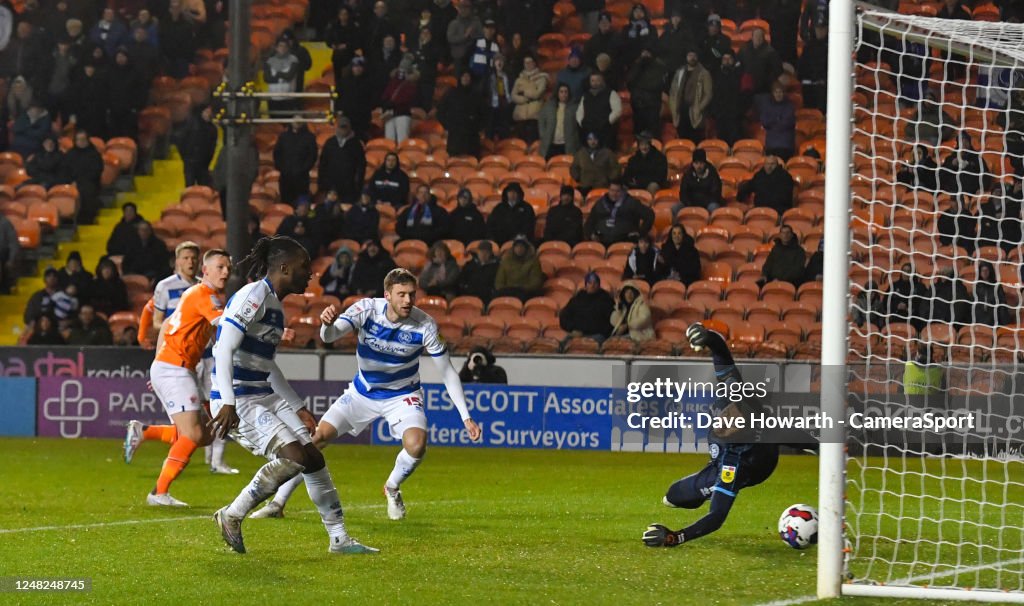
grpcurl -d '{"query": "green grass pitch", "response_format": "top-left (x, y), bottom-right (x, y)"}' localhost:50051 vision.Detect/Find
top-left (0, 439), bottom-right (1000, 605)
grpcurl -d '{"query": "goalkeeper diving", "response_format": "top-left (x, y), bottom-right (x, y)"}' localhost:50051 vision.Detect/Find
top-left (642, 323), bottom-right (787, 547)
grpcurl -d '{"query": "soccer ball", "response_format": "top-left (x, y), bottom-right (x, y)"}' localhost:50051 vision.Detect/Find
top-left (778, 504), bottom-right (818, 549)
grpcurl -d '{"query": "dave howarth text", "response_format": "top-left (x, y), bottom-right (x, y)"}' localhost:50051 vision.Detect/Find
top-left (626, 411), bottom-right (977, 432)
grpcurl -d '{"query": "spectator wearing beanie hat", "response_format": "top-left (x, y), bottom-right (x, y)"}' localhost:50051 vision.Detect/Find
top-left (449, 187), bottom-right (487, 244)
top-left (676, 148), bottom-right (723, 213)
top-left (494, 236), bottom-right (544, 302)
top-left (559, 271), bottom-right (615, 343)
top-left (556, 46), bottom-right (591, 102)
top-left (543, 185), bottom-right (584, 246)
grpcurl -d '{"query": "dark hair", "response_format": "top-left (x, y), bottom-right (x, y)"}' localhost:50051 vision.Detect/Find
top-left (236, 235), bottom-right (306, 281)
top-left (384, 267), bottom-right (417, 291)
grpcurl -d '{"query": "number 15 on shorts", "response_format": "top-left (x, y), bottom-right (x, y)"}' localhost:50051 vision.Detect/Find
top-left (403, 396), bottom-right (422, 408)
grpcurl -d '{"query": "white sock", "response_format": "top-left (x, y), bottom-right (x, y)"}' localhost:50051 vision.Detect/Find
top-left (211, 437), bottom-right (227, 468)
top-left (385, 449), bottom-right (422, 490)
top-left (272, 474), bottom-right (305, 507)
top-left (226, 458), bottom-right (304, 518)
top-left (204, 445), bottom-right (213, 465)
top-left (303, 466), bottom-right (348, 542)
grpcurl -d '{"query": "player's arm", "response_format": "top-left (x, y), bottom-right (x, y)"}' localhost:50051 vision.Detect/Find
top-left (209, 289), bottom-right (263, 438)
top-left (151, 282), bottom-right (168, 330)
top-left (687, 322), bottom-right (741, 382)
top-left (319, 301), bottom-right (364, 342)
top-left (424, 324), bottom-right (482, 441)
top-left (643, 489), bottom-right (737, 547)
top-left (268, 361), bottom-right (316, 433)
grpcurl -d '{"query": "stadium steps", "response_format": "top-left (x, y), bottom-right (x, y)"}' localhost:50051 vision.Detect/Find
top-left (0, 153), bottom-right (185, 345)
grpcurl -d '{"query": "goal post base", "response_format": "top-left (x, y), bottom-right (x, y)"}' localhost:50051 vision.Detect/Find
top-left (843, 584), bottom-right (1024, 603)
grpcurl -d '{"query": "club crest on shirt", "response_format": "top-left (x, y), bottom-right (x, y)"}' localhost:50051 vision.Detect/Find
top-left (235, 299), bottom-right (260, 323)
top-left (721, 465), bottom-right (736, 484)
top-left (397, 330), bottom-right (413, 344)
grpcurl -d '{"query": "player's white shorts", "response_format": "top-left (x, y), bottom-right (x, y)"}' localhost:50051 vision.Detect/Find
top-left (322, 384), bottom-right (427, 440)
top-left (211, 393), bottom-right (312, 457)
top-left (195, 356), bottom-right (213, 401)
top-left (150, 360), bottom-right (202, 421)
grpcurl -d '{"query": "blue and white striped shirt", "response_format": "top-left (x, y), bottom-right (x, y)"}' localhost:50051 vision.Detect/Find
top-left (211, 278), bottom-right (285, 399)
top-left (340, 298), bottom-right (447, 400)
top-left (153, 273), bottom-right (197, 317)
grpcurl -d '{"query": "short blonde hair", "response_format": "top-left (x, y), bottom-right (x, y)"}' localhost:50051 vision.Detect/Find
top-left (176, 241), bottom-right (200, 258)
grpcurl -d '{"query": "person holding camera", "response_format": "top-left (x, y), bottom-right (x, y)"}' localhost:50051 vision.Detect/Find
top-left (459, 346), bottom-right (508, 384)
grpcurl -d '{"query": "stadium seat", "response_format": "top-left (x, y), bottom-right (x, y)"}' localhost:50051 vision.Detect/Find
top-left (470, 318), bottom-right (505, 339)
top-left (747, 302), bottom-right (782, 323)
top-left (636, 339), bottom-right (675, 356)
top-left (676, 206), bottom-right (709, 234)
top-left (649, 280), bottom-right (686, 308)
top-left (418, 296), bottom-right (448, 317)
top-left (708, 301), bottom-right (744, 325)
top-left (760, 280), bottom-right (797, 305)
top-left (526, 336), bottom-right (561, 354)
top-left (563, 337), bottom-right (600, 354)
top-left (669, 301), bottom-right (706, 324)
top-left (571, 241), bottom-right (606, 267)
top-left (506, 318), bottom-right (543, 340)
top-left (487, 296), bottom-right (524, 321)
top-left (780, 301), bottom-right (817, 325)
top-left (655, 319), bottom-right (689, 341)
top-left (686, 280), bottom-right (723, 307)
top-left (599, 336), bottom-right (635, 355)
top-left (724, 281), bottom-right (759, 306)
top-left (437, 318), bottom-right (466, 342)
top-left (764, 321), bottom-right (801, 347)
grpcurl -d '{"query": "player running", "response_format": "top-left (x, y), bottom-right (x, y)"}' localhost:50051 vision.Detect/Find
top-left (125, 242), bottom-right (237, 474)
top-left (208, 236), bottom-right (376, 555)
top-left (642, 323), bottom-right (781, 547)
top-left (249, 268), bottom-right (481, 521)
top-left (123, 249), bottom-right (232, 506)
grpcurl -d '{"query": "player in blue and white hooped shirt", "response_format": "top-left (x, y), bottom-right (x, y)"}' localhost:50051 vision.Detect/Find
top-left (208, 236), bottom-right (377, 555)
top-left (250, 268), bottom-right (481, 522)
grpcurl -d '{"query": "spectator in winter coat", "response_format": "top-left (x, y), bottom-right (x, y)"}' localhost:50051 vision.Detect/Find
top-left (273, 118), bottom-right (319, 205)
top-left (669, 50), bottom-right (713, 143)
top-left (11, 102), bottom-right (51, 158)
top-left (973, 261), bottom-right (1009, 326)
top-left (468, 18), bottom-right (501, 80)
top-left (368, 152), bottom-right (410, 209)
top-left (66, 64), bottom-right (107, 139)
top-left (379, 56), bottom-right (419, 143)
top-left (925, 267), bottom-right (969, 329)
top-left (179, 104), bottom-right (218, 186)
top-left (397, 185), bottom-right (449, 245)
top-left (483, 53), bottom-right (513, 140)
top-left (26, 136), bottom-right (66, 189)
top-left (276, 198), bottom-right (320, 256)
top-left (623, 131), bottom-right (668, 193)
top-left (757, 83), bottom-right (797, 159)
top-left (559, 271), bottom-right (615, 341)
top-left (438, 70), bottom-right (481, 157)
top-left (797, 21), bottom-right (829, 112)
top-left (89, 257), bottom-right (129, 316)
top-left (89, 8), bottom-right (128, 57)
top-left (65, 304), bottom-right (113, 346)
top-left (584, 180), bottom-right (654, 246)
top-left (319, 246), bottom-right (355, 301)
top-left (583, 12), bottom-right (620, 71)
top-left (449, 187), bottom-right (487, 244)
top-left (511, 54), bottom-right (548, 143)
top-left (760, 225), bottom-right (806, 286)
top-left (106, 202), bottom-right (143, 256)
top-left (63, 130), bottom-right (104, 223)
top-left (555, 46), bottom-right (591, 102)
top-left (659, 223), bottom-right (701, 285)
top-left (622, 235), bottom-right (662, 284)
top-left (412, 25), bottom-right (440, 111)
top-left (626, 45), bottom-right (668, 137)
top-left (337, 57), bottom-right (374, 140)
top-left (576, 72), bottom-right (622, 149)
top-left (494, 236), bottom-right (544, 302)
top-left (712, 51), bottom-right (743, 145)
top-left (570, 131), bottom-right (620, 195)
top-left (318, 116), bottom-right (366, 203)
top-left (23, 268), bottom-right (60, 327)
top-left (351, 239), bottom-right (397, 297)
top-left (419, 241), bottom-right (461, 298)
top-left (57, 250), bottom-right (93, 298)
top-left (538, 83), bottom-right (581, 159)
top-left (676, 149), bottom-right (723, 212)
top-left (937, 195), bottom-right (977, 254)
top-left (122, 221), bottom-right (170, 282)
top-left (658, 9), bottom-right (693, 75)
top-left (487, 182), bottom-right (536, 244)
top-left (886, 262), bottom-right (927, 328)
top-left (368, 34), bottom-right (402, 102)
top-left (737, 155), bottom-right (795, 214)
top-left (543, 185), bottom-right (584, 246)
top-left (447, 0), bottom-right (483, 67)
top-left (106, 48), bottom-right (146, 139)
top-left (458, 240), bottom-right (500, 302)
top-left (737, 27), bottom-right (783, 99)
top-left (610, 280), bottom-right (655, 342)
top-left (700, 14), bottom-right (733, 72)
top-left (326, 6), bottom-right (362, 82)
top-left (265, 39), bottom-right (301, 115)
top-left (896, 145), bottom-right (939, 192)
top-left (622, 3), bottom-right (654, 67)
top-left (344, 189), bottom-right (381, 243)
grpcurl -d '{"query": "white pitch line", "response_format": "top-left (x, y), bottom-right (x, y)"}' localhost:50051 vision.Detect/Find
top-left (0, 501), bottom-right (463, 535)
top-left (750, 556), bottom-right (1024, 606)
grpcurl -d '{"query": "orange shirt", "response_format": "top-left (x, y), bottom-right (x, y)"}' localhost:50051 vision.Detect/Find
top-left (138, 298), bottom-right (155, 346)
top-left (156, 283), bottom-right (225, 370)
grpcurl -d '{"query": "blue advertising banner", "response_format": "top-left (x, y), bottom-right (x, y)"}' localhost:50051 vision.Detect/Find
top-left (371, 384), bottom-right (617, 450)
top-left (0, 377), bottom-right (36, 436)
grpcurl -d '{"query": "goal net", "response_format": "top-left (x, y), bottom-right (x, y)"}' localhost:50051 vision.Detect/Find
top-left (836, 7), bottom-right (1024, 602)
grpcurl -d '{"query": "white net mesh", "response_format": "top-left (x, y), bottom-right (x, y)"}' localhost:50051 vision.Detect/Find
top-left (845, 9), bottom-right (1024, 597)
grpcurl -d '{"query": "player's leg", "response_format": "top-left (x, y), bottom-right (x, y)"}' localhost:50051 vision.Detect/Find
top-left (207, 435), bottom-right (238, 474)
top-left (123, 421), bottom-right (177, 463)
top-left (384, 427), bottom-right (426, 521)
top-left (250, 397), bottom-right (350, 519)
top-left (215, 397), bottom-right (377, 554)
top-left (663, 461), bottom-right (718, 509)
top-left (148, 410), bottom-right (212, 506)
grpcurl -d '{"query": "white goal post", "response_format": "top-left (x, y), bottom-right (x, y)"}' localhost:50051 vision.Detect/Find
top-left (819, 1), bottom-right (1024, 601)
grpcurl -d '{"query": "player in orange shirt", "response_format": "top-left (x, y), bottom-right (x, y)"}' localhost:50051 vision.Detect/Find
top-left (123, 249), bottom-right (232, 506)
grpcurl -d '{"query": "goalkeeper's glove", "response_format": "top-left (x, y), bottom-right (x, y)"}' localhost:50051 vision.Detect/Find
top-left (686, 323), bottom-right (708, 352)
top-left (642, 524), bottom-right (683, 547)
